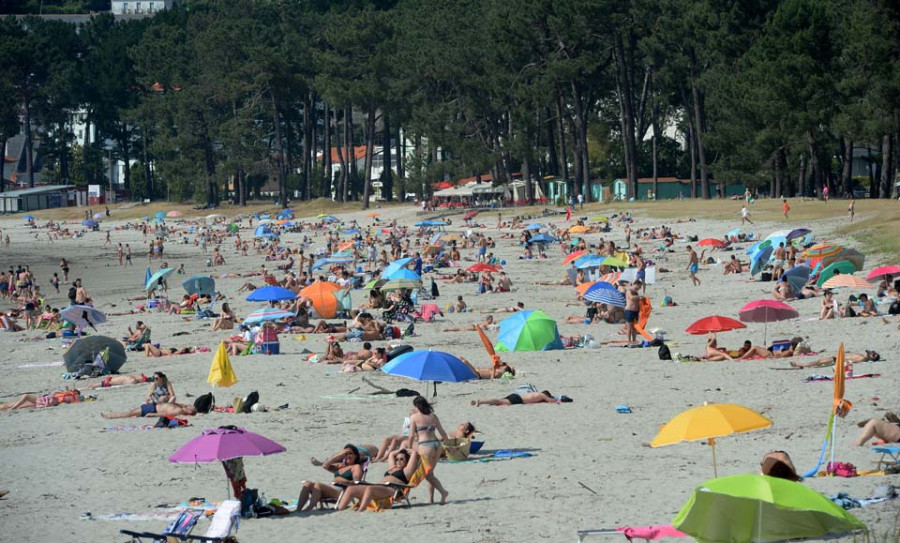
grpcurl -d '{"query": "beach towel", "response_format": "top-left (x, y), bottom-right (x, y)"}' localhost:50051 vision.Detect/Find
top-left (805, 373), bottom-right (880, 382)
top-left (103, 423), bottom-right (191, 432)
top-left (617, 525), bottom-right (688, 540)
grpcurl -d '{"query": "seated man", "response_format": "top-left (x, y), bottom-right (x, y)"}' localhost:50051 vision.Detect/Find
top-left (101, 402), bottom-right (197, 419)
top-left (471, 390), bottom-right (561, 406)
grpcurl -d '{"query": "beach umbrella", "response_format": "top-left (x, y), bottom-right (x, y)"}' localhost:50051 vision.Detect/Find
top-left (382, 277), bottom-right (423, 291)
top-left (337, 241), bottom-right (356, 252)
top-left (144, 266), bottom-right (152, 286)
top-left (205, 214), bottom-right (221, 220)
top-left (599, 271), bottom-right (622, 284)
top-left (786, 228), bottom-right (812, 241)
top-left (311, 256), bottom-right (353, 270)
top-left (685, 316), bottom-right (746, 335)
top-left (584, 287), bottom-right (626, 307)
top-left (781, 265), bottom-right (811, 294)
top-left (59, 305), bottom-right (106, 331)
top-left (381, 257), bottom-right (414, 279)
top-left (182, 275), bottom-right (216, 296)
top-left (821, 274), bottom-right (873, 290)
top-left (145, 268), bottom-right (175, 292)
top-left (63, 336), bottom-right (127, 374)
top-left (382, 350), bottom-right (477, 396)
top-left (726, 227), bottom-right (742, 238)
top-left (467, 263), bottom-right (500, 273)
top-left (574, 254), bottom-right (604, 269)
top-left (246, 285), bottom-right (296, 302)
top-left (82, 220), bottom-right (98, 228)
top-left (602, 256), bottom-right (629, 268)
top-left (651, 403), bottom-right (773, 477)
top-left (575, 281), bottom-right (598, 295)
top-left (243, 307), bottom-right (296, 325)
top-left (363, 278), bottom-right (387, 290)
top-left (749, 246), bottom-right (773, 276)
top-left (366, 212), bottom-right (379, 218)
top-left (154, 211), bottom-right (166, 219)
top-left (738, 299), bottom-right (798, 345)
top-left (815, 260), bottom-right (857, 287)
top-left (563, 250), bottom-right (588, 266)
top-left (524, 223), bottom-right (544, 230)
top-left (463, 210), bottom-right (479, 221)
top-left (803, 243), bottom-right (843, 259)
top-left (227, 223), bottom-right (239, 233)
top-left (569, 225), bottom-right (590, 234)
top-left (166, 210), bottom-right (182, 218)
top-left (169, 426), bottom-right (285, 463)
top-left (386, 268), bottom-right (422, 282)
top-left (495, 310), bottom-right (564, 352)
top-left (440, 233), bottom-right (461, 242)
top-left (343, 228), bottom-right (360, 235)
top-left (299, 281), bottom-right (342, 318)
top-left (23, 214), bottom-right (35, 221)
top-left (698, 238), bottom-right (727, 249)
top-left (745, 241), bottom-right (763, 256)
top-left (672, 474), bottom-right (865, 543)
top-left (819, 248), bottom-right (865, 271)
top-left (528, 234), bottom-right (558, 244)
top-left (207, 342), bottom-right (237, 389)
top-left (866, 265), bottom-right (900, 282)
top-left (92, 212), bottom-right (103, 219)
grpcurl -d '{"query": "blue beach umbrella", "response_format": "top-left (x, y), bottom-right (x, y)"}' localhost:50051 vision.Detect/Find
top-left (243, 307), bottom-right (296, 325)
top-left (386, 268), bottom-right (421, 282)
top-left (574, 254), bottom-right (604, 269)
top-left (727, 227), bottom-right (742, 238)
top-left (82, 220), bottom-right (98, 227)
top-left (23, 214), bottom-right (35, 221)
top-left (144, 266), bottom-right (152, 286)
top-left (246, 285), bottom-right (297, 302)
top-left (381, 257), bottom-right (414, 279)
top-left (781, 265), bottom-right (811, 293)
top-left (145, 268), bottom-right (175, 292)
top-left (583, 281), bottom-right (618, 302)
top-left (750, 246), bottom-right (774, 276)
top-left (786, 228), bottom-right (811, 241)
top-left (382, 350), bottom-right (477, 396)
top-left (585, 287), bottom-right (625, 307)
top-left (524, 223), bottom-right (544, 230)
top-left (182, 275), bottom-right (216, 296)
top-left (155, 211), bottom-right (166, 219)
top-left (344, 228), bottom-right (360, 235)
top-left (528, 234), bottom-right (558, 244)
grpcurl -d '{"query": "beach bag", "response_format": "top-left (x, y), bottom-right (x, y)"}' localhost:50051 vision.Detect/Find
top-left (155, 415), bottom-right (188, 428)
top-left (658, 344), bottom-right (672, 360)
top-left (239, 488), bottom-right (260, 518)
top-left (889, 301), bottom-right (900, 315)
top-left (431, 278), bottom-right (439, 298)
top-left (826, 461), bottom-right (857, 478)
top-left (193, 392), bottom-right (215, 414)
top-left (442, 438), bottom-right (471, 462)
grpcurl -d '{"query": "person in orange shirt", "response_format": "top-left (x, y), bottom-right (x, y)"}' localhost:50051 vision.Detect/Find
top-left (782, 199), bottom-right (790, 219)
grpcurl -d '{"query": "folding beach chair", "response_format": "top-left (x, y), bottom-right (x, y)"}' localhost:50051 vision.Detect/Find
top-left (319, 459), bottom-right (370, 509)
top-left (873, 445), bottom-right (900, 470)
top-left (125, 328), bottom-right (151, 352)
top-left (365, 457), bottom-right (432, 511)
top-left (185, 500), bottom-right (241, 542)
top-left (120, 509), bottom-right (202, 542)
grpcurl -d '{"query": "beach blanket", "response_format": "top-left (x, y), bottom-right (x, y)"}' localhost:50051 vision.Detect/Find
top-left (444, 450), bottom-right (535, 464)
top-left (103, 423), bottom-right (191, 433)
top-left (805, 373), bottom-right (880, 382)
top-left (18, 361), bottom-right (64, 368)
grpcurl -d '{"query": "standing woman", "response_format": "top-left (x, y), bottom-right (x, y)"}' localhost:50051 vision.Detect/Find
top-left (408, 396), bottom-right (450, 504)
top-left (60, 258), bottom-right (70, 284)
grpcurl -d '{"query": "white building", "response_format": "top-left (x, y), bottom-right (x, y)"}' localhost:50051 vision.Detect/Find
top-left (111, 0), bottom-right (173, 15)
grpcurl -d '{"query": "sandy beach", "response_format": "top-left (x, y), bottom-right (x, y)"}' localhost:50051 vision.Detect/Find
top-left (0, 199), bottom-right (898, 543)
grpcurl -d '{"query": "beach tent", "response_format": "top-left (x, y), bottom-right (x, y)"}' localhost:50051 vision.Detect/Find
top-left (64, 336), bottom-right (127, 374)
top-left (299, 281), bottom-right (343, 318)
top-left (495, 310), bottom-right (564, 352)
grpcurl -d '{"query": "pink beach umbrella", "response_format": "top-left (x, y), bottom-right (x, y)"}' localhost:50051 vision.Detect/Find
top-left (738, 299), bottom-right (798, 345)
top-left (866, 265), bottom-right (900, 283)
top-left (169, 426), bottom-right (286, 464)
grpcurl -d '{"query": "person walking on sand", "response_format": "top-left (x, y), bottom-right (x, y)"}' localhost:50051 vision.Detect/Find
top-left (566, 206), bottom-right (572, 221)
top-left (117, 243), bottom-right (124, 267)
top-left (741, 205), bottom-right (753, 225)
top-left (744, 188), bottom-right (752, 205)
top-left (848, 198), bottom-right (855, 222)
top-left (687, 245), bottom-right (701, 286)
top-left (782, 199), bottom-right (790, 219)
top-left (124, 244), bottom-right (133, 267)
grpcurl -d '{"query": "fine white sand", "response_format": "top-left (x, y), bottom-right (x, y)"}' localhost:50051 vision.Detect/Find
top-left (0, 203), bottom-right (898, 542)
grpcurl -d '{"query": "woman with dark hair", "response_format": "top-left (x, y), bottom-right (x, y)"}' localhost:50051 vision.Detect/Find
top-left (335, 448), bottom-right (420, 511)
top-left (210, 303), bottom-right (236, 331)
top-left (146, 372), bottom-right (175, 404)
top-left (296, 444), bottom-right (364, 512)
top-left (409, 396), bottom-right (450, 504)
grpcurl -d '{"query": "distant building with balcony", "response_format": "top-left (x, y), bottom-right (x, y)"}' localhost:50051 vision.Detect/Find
top-left (111, 0), bottom-right (173, 15)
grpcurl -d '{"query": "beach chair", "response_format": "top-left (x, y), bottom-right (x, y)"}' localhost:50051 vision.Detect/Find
top-left (120, 509), bottom-right (202, 542)
top-left (125, 328), bottom-right (151, 352)
top-left (365, 457), bottom-right (432, 511)
top-left (873, 446), bottom-right (900, 470)
top-left (185, 500), bottom-right (241, 542)
top-left (319, 459), bottom-right (370, 509)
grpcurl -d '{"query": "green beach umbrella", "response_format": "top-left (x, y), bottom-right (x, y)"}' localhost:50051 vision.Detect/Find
top-left (673, 474), bottom-right (865, 543)
top-left (815, 260), bottom-right (857, 287)
top-left (601, 256), bottom-right (629, 268)
top-left (495, 310), bottom-right (564, 352)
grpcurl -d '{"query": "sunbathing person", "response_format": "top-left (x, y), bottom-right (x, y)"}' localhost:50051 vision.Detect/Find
top-left (854, 418), bottom-right (900, 446)
top-left (443, 315), bottom-right (496, 332)
top-left (312, 320), bottom-right (348, 334)
top-left (486, 302), bottom-right (525, 314)
top-left (321, 341), bottom-right (345, 364)
top-left (471, 390), bottom-right (560, 406)
top-left (760, 450), bottom-right (802, 481)
top-left (342, 347), bottom-right (387, 372)
top-left (0, 389), bottom-right (82, 411)
top-left (101, 402), bottom-right (197, 419)
top-left (296, 444), bottom-right (365, 512)
top-left (737, 338), bottom-right (803, 360)
top-left (86, 373), bottom-right (150, 390)
top-left (335, 449), bottom-right (421, 511)
top-left (144, 344), bottom-right (196, 357)
top-left (705, 337), bottom-right (734, 361)
top-left (790, 350), bottom-right (881, 368)
top-left (310, 443), bottom-right (380, 466)
top-left (459, 356), bottom-right (515, 379)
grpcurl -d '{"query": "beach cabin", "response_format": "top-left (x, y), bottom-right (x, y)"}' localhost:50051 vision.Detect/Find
top-left (0, 185), bottom-right (75, 214)
top-left (612, 178), bottom-right (747, 200)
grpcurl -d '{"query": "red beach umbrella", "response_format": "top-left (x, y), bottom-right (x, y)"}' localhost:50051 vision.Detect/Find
top-left (685, 316), bottom-right (747, 335)
top-left (698, 238), bottom-right (727, 249)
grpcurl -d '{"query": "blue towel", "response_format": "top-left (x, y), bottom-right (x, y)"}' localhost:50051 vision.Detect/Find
top-left (493, 450), bottom-right (533, 458)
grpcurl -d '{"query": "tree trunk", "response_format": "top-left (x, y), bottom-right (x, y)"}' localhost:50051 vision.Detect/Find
top-left (24, 98), bottom-right (34, 187)
top-left (651, 102), bottom-right (659, 200)
top-left (323, 102), bottom-right (332, 198)
top-left (302, 91), bottom-right (313, 201)
top-left (197, 110), bottom-right (216, 206)
top-left (344, 106), bottom-right (352, 201)
top-left (881, 133), bottom-right (893, 199)
top-left (58, 120), bottom-right (70, 184)
top-left (395, 123), bottom-right (404, 186)
top-left (775, 148), bottom-right (786, 198)
top-left (309, 92), bottom-right (317, 201)
top-left (361, 104), bottom-right (375, 210)
top-left (841, 137), bottom-right (853, 198)
top-left (689, 51), bottom-right (709, 199)
top-left (0, 136), bottom-right (5, 192)
top-left (545, 106), bottom-right (559, 177)
top-left (614, 39), bottom-right (637, 200)
top-left (807, 135), bottom-right (821, 199)
top-left (569, 81), bottom-right (591, 203)
top-left (120, 124), bottom-right (130, 191)
top-left (333, 109), bottom-right (345, 202)
top-left (142, 124), bottom-right (153, 198)
top-left (270, 93), bottom-right (287, 208)
top-left (797, 154), bottom-right (807, 198)
top-left (382, 113), bottom-right (393, 201)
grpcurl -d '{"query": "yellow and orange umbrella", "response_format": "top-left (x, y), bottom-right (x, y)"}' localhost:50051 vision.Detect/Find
top-left (569, 225), bottom-right (590, 234)
top-left (366, 212), bottom-right (379, 218)
top-left (575, 281), bottom-right (598, 295)
top-left (821, 275), bottom-right (873, 290)
top-left (299, 281), bottom-right (342, 318)
top-left (802, 243), bottom-right (843, 259)
top-left (834, 344), bottom-right (851, 418)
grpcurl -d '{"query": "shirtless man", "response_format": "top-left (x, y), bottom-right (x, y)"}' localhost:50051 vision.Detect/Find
top-left (624, 281), bottom-right (641, 343)
top-left (790, 350), bottom-right (880, 369)
top-left (101, 402), bottom-right (198, 419)
top-left (787, 244), bottom-right (797, 269)
top-left (471, 390), bottom-right (560, 406)
top-left (772, 242), bottom-right (786, 280)
top-left (686, 245), bottom-right (701, 286)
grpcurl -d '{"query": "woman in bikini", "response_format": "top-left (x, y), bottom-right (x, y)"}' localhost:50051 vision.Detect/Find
top-left (145, 372), bottom-right (176, 404)
top-left (335, 448), bottom-right (421, 511)
top-left (408, 396), bottom-right (450, 504)
top-left (705, 336), bottom-right (734, 361)
top-left (85, 373), bottom-right (150, 390)
top-left (143, 344), bottom-right (195, 357)
top-left (297, 444), bottom-right (365, 512)
top-left (210, 303), bottom-right (236, 332)
top-left (459, 356), bottom-right (515, 379)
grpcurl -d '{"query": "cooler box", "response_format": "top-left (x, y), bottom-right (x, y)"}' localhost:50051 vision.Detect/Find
top-left (261, 342), bottom-right (280, 355)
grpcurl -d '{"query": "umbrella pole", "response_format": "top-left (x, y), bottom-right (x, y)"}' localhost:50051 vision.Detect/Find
top-left (830, 415), bottom-right (839, 470)
top-left (709, 437), bottom-right (718, 478)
